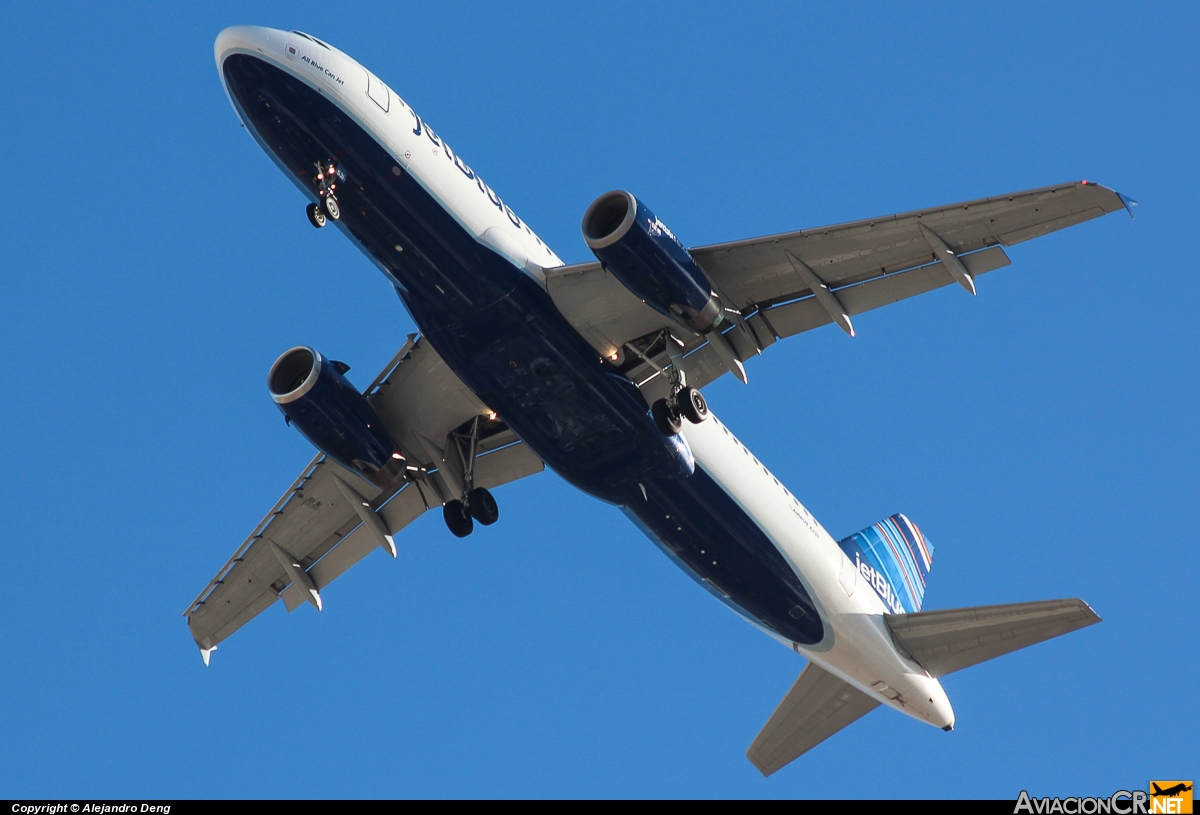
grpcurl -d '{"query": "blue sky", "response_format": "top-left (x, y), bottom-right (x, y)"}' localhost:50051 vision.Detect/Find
top-left (1, 0), bottom-right (1196, 799)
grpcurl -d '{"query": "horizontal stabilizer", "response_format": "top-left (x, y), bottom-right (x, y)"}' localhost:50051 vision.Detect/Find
top-left (885, 598), bottom-right (1101, 678)
top-left (746, 662), bottom-right (880, 777)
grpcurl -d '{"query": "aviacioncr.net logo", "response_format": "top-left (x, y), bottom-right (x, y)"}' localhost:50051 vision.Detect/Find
top-left (1015, 790), bottom-right (1149, 814)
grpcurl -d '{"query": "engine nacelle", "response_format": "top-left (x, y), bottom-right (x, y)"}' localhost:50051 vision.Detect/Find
top-left (268, 346), bottom-right (406, 488)
top-left (582, 191), bottom-right (722, 333)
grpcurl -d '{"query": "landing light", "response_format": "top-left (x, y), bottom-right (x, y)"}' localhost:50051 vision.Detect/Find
top-left (391, 452), bottom-right (403, 460)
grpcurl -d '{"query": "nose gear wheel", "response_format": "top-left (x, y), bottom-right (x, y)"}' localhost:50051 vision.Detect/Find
top-left (306, 160), bottom-right (341, 225)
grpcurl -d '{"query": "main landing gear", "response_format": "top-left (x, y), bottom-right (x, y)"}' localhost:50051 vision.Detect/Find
top-left (652, 385), bottom-right (708, 436)
top-left (443, 487), bottom-right (499, 538)
top-left (441, 416), bottom-right (500, 538)
top-left (626, 331), bottom-right (712, 437)
top-left (305, 160), bottom-right (342, 229)
top-left (650, 333), bottom-right (710, 436)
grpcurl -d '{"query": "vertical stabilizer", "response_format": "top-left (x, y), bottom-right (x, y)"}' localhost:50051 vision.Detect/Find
top-left (838, 513), bottom-right (932, 614)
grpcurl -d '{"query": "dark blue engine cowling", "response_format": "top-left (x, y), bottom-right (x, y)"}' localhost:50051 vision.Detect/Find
top-left (268, 346), bottom-right (406, 488)
top-left (582, 191), bottom-right (723, 333)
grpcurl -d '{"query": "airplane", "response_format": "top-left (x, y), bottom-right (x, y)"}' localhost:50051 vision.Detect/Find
top-left (186, 26), bottom-right (1134, 775)
top-left (1152, 784), bottom-right (1193, 798)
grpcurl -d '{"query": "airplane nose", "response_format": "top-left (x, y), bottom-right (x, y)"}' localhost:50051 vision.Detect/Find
top-left (214, 25), bottom-right (280, 69)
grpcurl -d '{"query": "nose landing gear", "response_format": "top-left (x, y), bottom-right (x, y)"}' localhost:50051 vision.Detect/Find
top-left (305, 160), bottom-right (342, 228)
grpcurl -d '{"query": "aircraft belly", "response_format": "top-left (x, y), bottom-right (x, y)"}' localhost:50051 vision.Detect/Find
top-left (626, 468), bottom-right (825, 645)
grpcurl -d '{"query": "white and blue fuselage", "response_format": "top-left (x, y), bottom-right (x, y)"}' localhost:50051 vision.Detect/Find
top-left (215, 26), bottom-right (955, 731)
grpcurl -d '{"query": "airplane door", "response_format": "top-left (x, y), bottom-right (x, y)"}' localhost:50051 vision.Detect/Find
top-left (366, 71), bottom-right (390, 112)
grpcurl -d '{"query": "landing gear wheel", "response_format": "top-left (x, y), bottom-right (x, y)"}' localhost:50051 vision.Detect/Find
top-left (680, 386), bottom-right (709, 424)
top-left (468, 487), bottom-right (499, 526)
top-left (306, 203), bottom-right (327, 228)
top-left (443, 500), bottom-right (474, 538)
top-left (321, 195), bottom-right (341, 221)
top-left (652, 398), bottom-right (682, 436)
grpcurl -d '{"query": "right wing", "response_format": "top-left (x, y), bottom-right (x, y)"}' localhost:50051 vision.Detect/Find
top-left (884, 598), bottom-right (1102, 678)
top-left (547, 181), bottom-right (1132, 402)
top-left (746, 662), bottom-right (881, 777)
top-left (183, 335), bottom-right (545, 659)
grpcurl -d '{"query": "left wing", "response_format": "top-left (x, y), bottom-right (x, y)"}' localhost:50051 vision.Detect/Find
top-left (184, 336), bottom-right (544, 660)
top-left (547, 181), bottom-right (1132, 401)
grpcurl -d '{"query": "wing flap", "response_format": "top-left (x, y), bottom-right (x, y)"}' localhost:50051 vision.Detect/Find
top-left (208, 590), bottom-right (280, 650)
top-left (758, 245), bottom-right (1011, 340)
top-left (884, 598), bottom-right (1101, 678)
top-left (278, 439), bottom-right (545, 611)
top-left (281, 481), bottom-right (430, 611)
top-left (186, 455), bottom-right (371, 649)
top-left (746, 662), bottom-right (881, 777)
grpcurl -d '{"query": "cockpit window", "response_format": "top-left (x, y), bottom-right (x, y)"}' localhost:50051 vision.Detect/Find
top-left (290, 31), bottom-right (330, 50)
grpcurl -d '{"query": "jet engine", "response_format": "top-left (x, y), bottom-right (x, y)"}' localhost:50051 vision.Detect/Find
top-left (582, 191), bottom-right (723, 333)
top-left (268, 346), bottom-right (406, 488)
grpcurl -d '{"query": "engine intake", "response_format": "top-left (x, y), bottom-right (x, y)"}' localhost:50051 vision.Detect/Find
top-left (582, 191), bottom-right (722, 333)
top-left (268, 346), bottom-right (406, 488)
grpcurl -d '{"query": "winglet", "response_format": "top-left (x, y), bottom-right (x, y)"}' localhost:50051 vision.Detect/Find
top-left (200, 644), bottom-right (217, 667)
top-left (1117, 192), bottom-right (1139, 219)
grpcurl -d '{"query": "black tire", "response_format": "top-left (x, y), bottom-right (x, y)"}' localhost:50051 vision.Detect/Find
top-left (306, 202), bottom-right (326, 228)
top-left (651, 398), bottom-right (682, 436)
top-left (680, 386), bottom-right (709, 424)
top-left (322, 195), bottom-right (341, 221)
top-left (469, 487), bottom-right (499, 526)
top-left (443, 500), bottom-right (474, 538)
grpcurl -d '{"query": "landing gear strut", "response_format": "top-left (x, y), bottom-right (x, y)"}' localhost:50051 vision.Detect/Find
top-left (441, 416), bottom-right (500, 537)
top-left (632, 332), bottom-right (710, 437)
top-left (306, 160), bottom-right (341, 228)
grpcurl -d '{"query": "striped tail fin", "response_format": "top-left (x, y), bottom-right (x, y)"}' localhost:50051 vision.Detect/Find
top-left (838, 514), bottom-right (933, 614)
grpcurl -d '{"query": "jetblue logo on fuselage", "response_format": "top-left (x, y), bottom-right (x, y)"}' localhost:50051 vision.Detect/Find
top-left (856, 552), bottom-right (905, 615)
